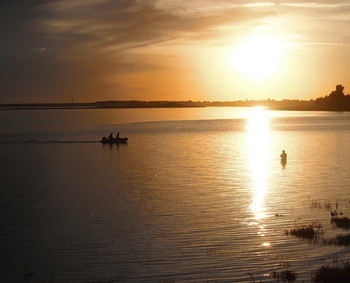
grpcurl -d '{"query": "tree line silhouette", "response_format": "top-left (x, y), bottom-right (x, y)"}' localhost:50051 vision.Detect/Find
top-left (1, 85), bottom-right (350, 111)
top-left (314, 84), bottom-right (350, 110)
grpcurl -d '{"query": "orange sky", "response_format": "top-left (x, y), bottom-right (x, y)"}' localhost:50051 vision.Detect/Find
top-left (1, 0), bottom-right (350, 103)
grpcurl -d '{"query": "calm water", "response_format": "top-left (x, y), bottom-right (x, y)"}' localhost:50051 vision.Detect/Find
top-left (1, 107), bottom-right (350, 282)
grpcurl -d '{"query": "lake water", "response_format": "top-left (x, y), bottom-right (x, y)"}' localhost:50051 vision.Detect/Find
top-left (1, 107), bottom-right (350, 282)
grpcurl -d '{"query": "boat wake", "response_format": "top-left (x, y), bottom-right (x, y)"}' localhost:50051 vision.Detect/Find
top-left (0, 140), bottom-right (100, 144)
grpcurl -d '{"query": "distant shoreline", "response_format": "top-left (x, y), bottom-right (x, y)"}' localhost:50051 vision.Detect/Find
top-left (0, 97), bottom-right (348, 111)
top-left (0, 101), bottom-right (203, 110)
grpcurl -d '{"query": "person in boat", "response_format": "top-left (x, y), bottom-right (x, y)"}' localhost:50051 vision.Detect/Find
top-left (108, 132), bottom-right (114, 140)
top-left (116, 132), bottom-right (119, 138)
top-left (280, 150), bottom-right (287, 164)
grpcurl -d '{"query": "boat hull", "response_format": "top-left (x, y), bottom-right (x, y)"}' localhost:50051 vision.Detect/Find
top-left (101, 137), bottom-right (128, 144)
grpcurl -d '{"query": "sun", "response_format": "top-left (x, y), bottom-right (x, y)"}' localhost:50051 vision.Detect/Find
top-left (231, 36), bottom-right (284, 82)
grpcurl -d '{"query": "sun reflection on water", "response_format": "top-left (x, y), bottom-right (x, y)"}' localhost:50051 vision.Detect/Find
top-left (245, 108), bottom-right (272, 240)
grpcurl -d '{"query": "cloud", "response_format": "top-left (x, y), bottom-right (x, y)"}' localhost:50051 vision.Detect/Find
top-left (37, 0), bottom-right (273, 49)
top-left (0, 0), bottom-right (277, 102)
top-left (1, 0), bottom-right (350, 102)
top-left (281, 2), bottom-right (350, 9)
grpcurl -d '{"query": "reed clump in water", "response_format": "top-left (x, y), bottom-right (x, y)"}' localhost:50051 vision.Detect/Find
top-left (285, 223), bottom-right (323, 241)
top-left (331, 216), bottom-right (350, 230)
top-left (323, 214), bottom-right (350, 246)
top-left (313, 265), bottom-right (350, 282)
top-left (270, 270), bottom-right (297, 282)
top-left (323, 234), bottom-right (350, 246)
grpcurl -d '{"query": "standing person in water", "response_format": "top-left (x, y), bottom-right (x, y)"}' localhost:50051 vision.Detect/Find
top-left (280, 150), bottom-right (287, 164)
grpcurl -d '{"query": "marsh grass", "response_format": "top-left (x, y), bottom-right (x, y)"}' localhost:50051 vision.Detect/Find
top-left (313, 265), bottom-right (350, 282)
top-left (321, 217), bottom-right (350, 246)
top-left (285, 223), bottom-right (323, 241)
top-left (323, 234), bottom-right (350, 246)
top-left (331, 217), bottom-right (350, 230)
top-left (282, 200), bottom-right (350, 282)
top-left (270, 270), bottom-right (297, 282)
top-left (311, 201), bottom-right (335, 210)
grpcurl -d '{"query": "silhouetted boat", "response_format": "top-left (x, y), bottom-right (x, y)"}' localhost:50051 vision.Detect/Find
top-left (100, 136), bottom-right (128, 144)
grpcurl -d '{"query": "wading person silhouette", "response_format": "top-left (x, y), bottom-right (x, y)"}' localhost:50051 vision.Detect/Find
top-left (280, 150), bottom-right (287, 165)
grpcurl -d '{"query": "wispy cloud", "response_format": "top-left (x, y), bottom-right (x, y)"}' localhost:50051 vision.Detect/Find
top-left (281, 2), bottom-right (350, 8)
top-left (37, 0), bottom-right (274, 49)
top-left (14, 0), bottom-right (277, 101)
top-left (1, 0), bottom-right (350, 102)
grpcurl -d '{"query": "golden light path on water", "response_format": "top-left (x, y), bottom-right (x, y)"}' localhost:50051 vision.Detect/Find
top-left (245, 107), bottom-right (273, 247)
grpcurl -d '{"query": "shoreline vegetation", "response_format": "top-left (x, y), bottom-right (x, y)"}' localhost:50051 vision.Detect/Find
top-left (2, 85), bottom-right (350, 111)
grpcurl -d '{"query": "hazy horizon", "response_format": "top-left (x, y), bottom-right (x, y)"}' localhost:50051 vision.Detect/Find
top-left (0, 97), bottom-right (321, 105)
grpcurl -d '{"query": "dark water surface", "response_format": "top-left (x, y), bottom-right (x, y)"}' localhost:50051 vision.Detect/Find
top-left (1, 108), bottom-right (350, 282)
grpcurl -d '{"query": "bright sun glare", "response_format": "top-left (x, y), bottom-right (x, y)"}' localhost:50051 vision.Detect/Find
top-left (231, 36), bottom-right (284, 82)
top-left (246, 108), bottom-right (272, 221)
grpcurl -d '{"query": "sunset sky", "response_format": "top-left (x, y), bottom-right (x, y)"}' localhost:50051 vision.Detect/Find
top-left (1, 0), bottom-right (350, 103)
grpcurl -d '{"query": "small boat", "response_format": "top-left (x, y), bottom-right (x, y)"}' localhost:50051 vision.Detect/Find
top-left (101, 136), bottom-right (128, 144)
